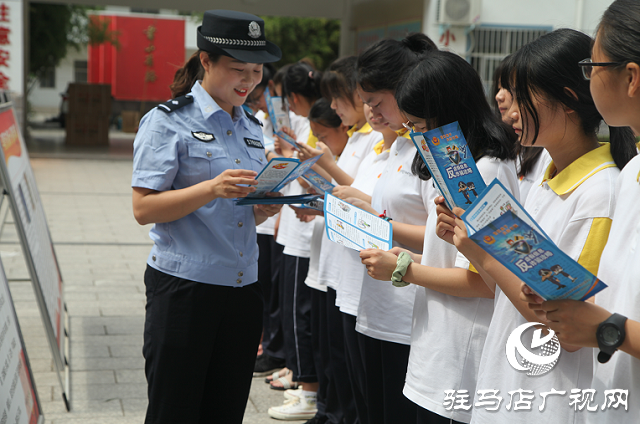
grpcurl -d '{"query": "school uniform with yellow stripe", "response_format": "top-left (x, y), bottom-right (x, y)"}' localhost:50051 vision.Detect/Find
top-left (472, 143), bottom-right (619, 424)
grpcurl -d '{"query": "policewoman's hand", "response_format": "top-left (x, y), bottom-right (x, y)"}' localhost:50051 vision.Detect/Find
top-left (210, 169), bottom-right (258, 199)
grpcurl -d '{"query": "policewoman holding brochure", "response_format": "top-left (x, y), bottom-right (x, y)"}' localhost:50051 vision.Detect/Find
top-left (131, 10), bottom-right (282, 424)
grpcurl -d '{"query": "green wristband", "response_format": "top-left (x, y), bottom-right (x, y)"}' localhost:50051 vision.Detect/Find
top-left (391, 251), bottom-right (414, 288)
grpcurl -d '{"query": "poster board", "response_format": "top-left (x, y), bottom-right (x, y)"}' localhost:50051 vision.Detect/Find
top-left (0, 259), bottom-right (43, 424)
top-left (0, 102), bottom-right (69, 409)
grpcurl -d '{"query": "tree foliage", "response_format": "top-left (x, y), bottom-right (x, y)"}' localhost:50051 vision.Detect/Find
top-left (29, 3), bottom-right (87, 77)
top-left (262, 16), bottom-right (340, 70)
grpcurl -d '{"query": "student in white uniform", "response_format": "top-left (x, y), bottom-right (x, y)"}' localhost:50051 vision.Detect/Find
top-left (438, 29), bottom-right (637, 424)
top-left (361, 49), bottom-right (518, 424)
top-left (521, 2), bottom-right (640, 423)
top-left (302, 98), bottom-right (350, 424)
top-left (353, 33), bottom-right (439, 424)
top-left (268, 62), bottom-right (323, 421)
top-left (297, 56), bottom-right (382, 424)
top-left (249, 63), bottom-right (289, 376)
top-left (493, 57), bottom-right (551, 204)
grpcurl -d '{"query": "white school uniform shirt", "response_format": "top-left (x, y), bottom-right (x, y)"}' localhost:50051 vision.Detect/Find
top-left (255, 109), bottom-right (277, 236)
top-left (588, 154), bottom-right (640, 424)
top-left (518, 148), bottom-right (552, 206)
top-left (403, 156), bottom-right (519, 423)
top-left (354, 135), bottom-right (437, 345)
top-left (317, 123), bottom-right (381, 291)
top-left (275, 114), bottom-right (316, 257)
top-left (336, 140), bottom-right (389, 315)
top-left (471, 144), bottom-right (618, 424)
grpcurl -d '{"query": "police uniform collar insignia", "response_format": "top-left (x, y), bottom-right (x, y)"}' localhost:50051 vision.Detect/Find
top-left (244, 137), bottom-right (264, 148)
top-left (248, 21), bottom-right (261, 39)
top-left (192, 131), bottom-right (215, 142)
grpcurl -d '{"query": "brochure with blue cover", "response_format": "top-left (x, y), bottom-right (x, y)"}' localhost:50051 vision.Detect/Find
top-left (468, 211), bottom-right (607, 301)
top-left (264, 88), bottom-right (298, 149)
top-left (323, 193), bottom-right (393, 252)
top-left (302, 169), bottom-right (335, 194)
top-left (238, 155), bottom-right (322, 204)
top-left (410, 121), bottom-right (486, 210)
top-left (462, 178), bottom-right (549, 239)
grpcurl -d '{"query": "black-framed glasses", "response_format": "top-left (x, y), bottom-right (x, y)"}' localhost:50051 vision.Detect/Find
top-left (578, 58), bottom-right (624, 80)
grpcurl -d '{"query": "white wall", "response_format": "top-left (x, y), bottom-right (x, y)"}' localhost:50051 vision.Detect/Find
top-left (423, 0), bottom-right (615, 57)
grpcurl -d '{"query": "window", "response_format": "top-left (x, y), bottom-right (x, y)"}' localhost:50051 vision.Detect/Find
top-left (74, 60), bottom-right (87, 83)
top-left (469, 27), bottom-right (551, 96)
top-left (39, 67), bottom-right (55, 88)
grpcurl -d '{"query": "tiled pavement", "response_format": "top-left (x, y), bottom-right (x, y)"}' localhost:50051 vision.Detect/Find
top-left (1, 127), bottom-right (304, 423)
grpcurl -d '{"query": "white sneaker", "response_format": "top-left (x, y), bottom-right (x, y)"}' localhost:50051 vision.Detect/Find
top-left (283, 387), bottom-right (302, 401)
top-left (268, 395), bottom-right (317, 420)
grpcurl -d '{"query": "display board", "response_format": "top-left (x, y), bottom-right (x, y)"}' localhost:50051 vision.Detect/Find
top-left (0, 259), bottom-right (43, 424)
top-left (0, 102), bottom-right (69, 409)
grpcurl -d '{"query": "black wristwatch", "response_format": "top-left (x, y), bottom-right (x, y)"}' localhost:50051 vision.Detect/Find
top-left (596, 313), bottom-right (627, 363)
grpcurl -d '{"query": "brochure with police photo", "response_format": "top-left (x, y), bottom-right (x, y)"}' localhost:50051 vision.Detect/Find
top-left (323, 193), bottom-right (393, 252)
top-left (236, 155), bottom-right (323, 205)
top-left (264, 88), bottom-right (298, 149)
top-left (410, 121), bottom-right (486, 210)
top-left (465, 210), bottom-right (607, 301)
top-left (302, 169), bottom-right (335, 194)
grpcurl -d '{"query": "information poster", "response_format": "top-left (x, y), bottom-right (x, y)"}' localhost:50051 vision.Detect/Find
top-left (0, 260), bottom-right (42, 424)
top-left (0, 105), bottom-right (67, 407)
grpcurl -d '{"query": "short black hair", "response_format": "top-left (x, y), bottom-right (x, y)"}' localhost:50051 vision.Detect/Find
top-left (309, 98), bottom-right (342, 129)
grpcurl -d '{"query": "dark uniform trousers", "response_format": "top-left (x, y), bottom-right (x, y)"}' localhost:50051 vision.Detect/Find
top-left (143, 265), bottom-right (263, 424)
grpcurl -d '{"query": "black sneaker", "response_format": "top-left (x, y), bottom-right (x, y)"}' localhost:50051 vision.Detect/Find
top-left (253, 354), bottom-right (286, 377)
top-left (304, 415), bottom-right (327, 424)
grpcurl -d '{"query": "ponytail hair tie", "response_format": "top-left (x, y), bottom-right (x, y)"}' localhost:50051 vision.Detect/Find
top-left (309, 71), bottom-right (314, 79)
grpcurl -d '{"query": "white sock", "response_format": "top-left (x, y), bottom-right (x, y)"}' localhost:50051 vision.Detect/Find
top-left (300, 390), bottom-right (317, 400)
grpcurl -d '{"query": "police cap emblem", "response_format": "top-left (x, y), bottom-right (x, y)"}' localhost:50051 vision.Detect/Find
top-left (248, 21), bottom-right (261, 39)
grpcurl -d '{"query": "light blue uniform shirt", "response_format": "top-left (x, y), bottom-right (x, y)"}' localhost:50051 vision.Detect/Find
top-left (132, 82), bottom-right (267, 287)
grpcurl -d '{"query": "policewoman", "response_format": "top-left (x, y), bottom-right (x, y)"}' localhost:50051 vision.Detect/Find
top-left (131, 10), bottom-right (282, 424)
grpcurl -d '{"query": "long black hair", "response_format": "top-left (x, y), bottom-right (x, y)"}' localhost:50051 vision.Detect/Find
top-left (396, 50), bottom-right (516, 180)
top-left (357, 33), bottom-right (437, 93)
top-left (503, 28), bottom-right (636, 170)
top-left (321, 56), bottom-right (358, 105)
top-left (282, 61), bottom-right (322, 103)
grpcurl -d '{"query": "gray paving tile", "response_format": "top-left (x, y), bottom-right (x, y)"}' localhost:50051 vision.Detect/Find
top-left (114, 370), bottom-right (145, 384)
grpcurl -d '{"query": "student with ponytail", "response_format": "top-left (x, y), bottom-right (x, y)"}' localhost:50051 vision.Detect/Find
top-left (362, 49), bottom-right (519, 424)
top-left (132, 10), bottom-right (282, 424)
top-left (353, 33), bottom-right (441, 424)
top-left (522, 2), bottom-right (640, 423)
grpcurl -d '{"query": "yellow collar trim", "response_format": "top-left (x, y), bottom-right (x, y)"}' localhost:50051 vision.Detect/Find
top-left (373, 140), bottom-right (386, 155)
top-left (544, 143), bottom-right (616, 195)
top-left (347, 122), bottom-right (373, 137)
top-left (395, 128), bottom-right (411, 140)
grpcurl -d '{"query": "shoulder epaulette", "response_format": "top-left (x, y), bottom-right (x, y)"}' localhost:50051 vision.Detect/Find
top-left (245, 110), bottom-right (263, 127)
top-left (157, 94), bottom-right (194, 113)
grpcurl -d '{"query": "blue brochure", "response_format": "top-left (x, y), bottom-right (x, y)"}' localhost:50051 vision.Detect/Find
top-left (410, 122), bottom-right (486, 210)
top-left (462, 178), bottom-right (549, 239)
top-left (239, 155), bottom-right (322, 202)
top-left (302, 169), bottom-right (335, 194)
top-left (469, 211), bottom-right (607, 301)
top-left (236, 193), bottom-right (321, 206)
top-left (264, 88), bottom-right (298, 149)
top-left (323, 193), bottom-right (393, 252)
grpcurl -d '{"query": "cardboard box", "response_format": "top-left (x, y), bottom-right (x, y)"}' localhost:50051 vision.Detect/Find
top-left (121, 110), bottom-right (141, 133)
top-left (67, 83), bottom-right (112, 116)
top-left (65, 114), bottom-right (109, 146)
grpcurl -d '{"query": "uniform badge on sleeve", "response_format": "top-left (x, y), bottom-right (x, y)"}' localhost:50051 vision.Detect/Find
top-left (244, 137), bottom-right (264, 148)
top-left (192, 131), bottom-right (215, 142)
